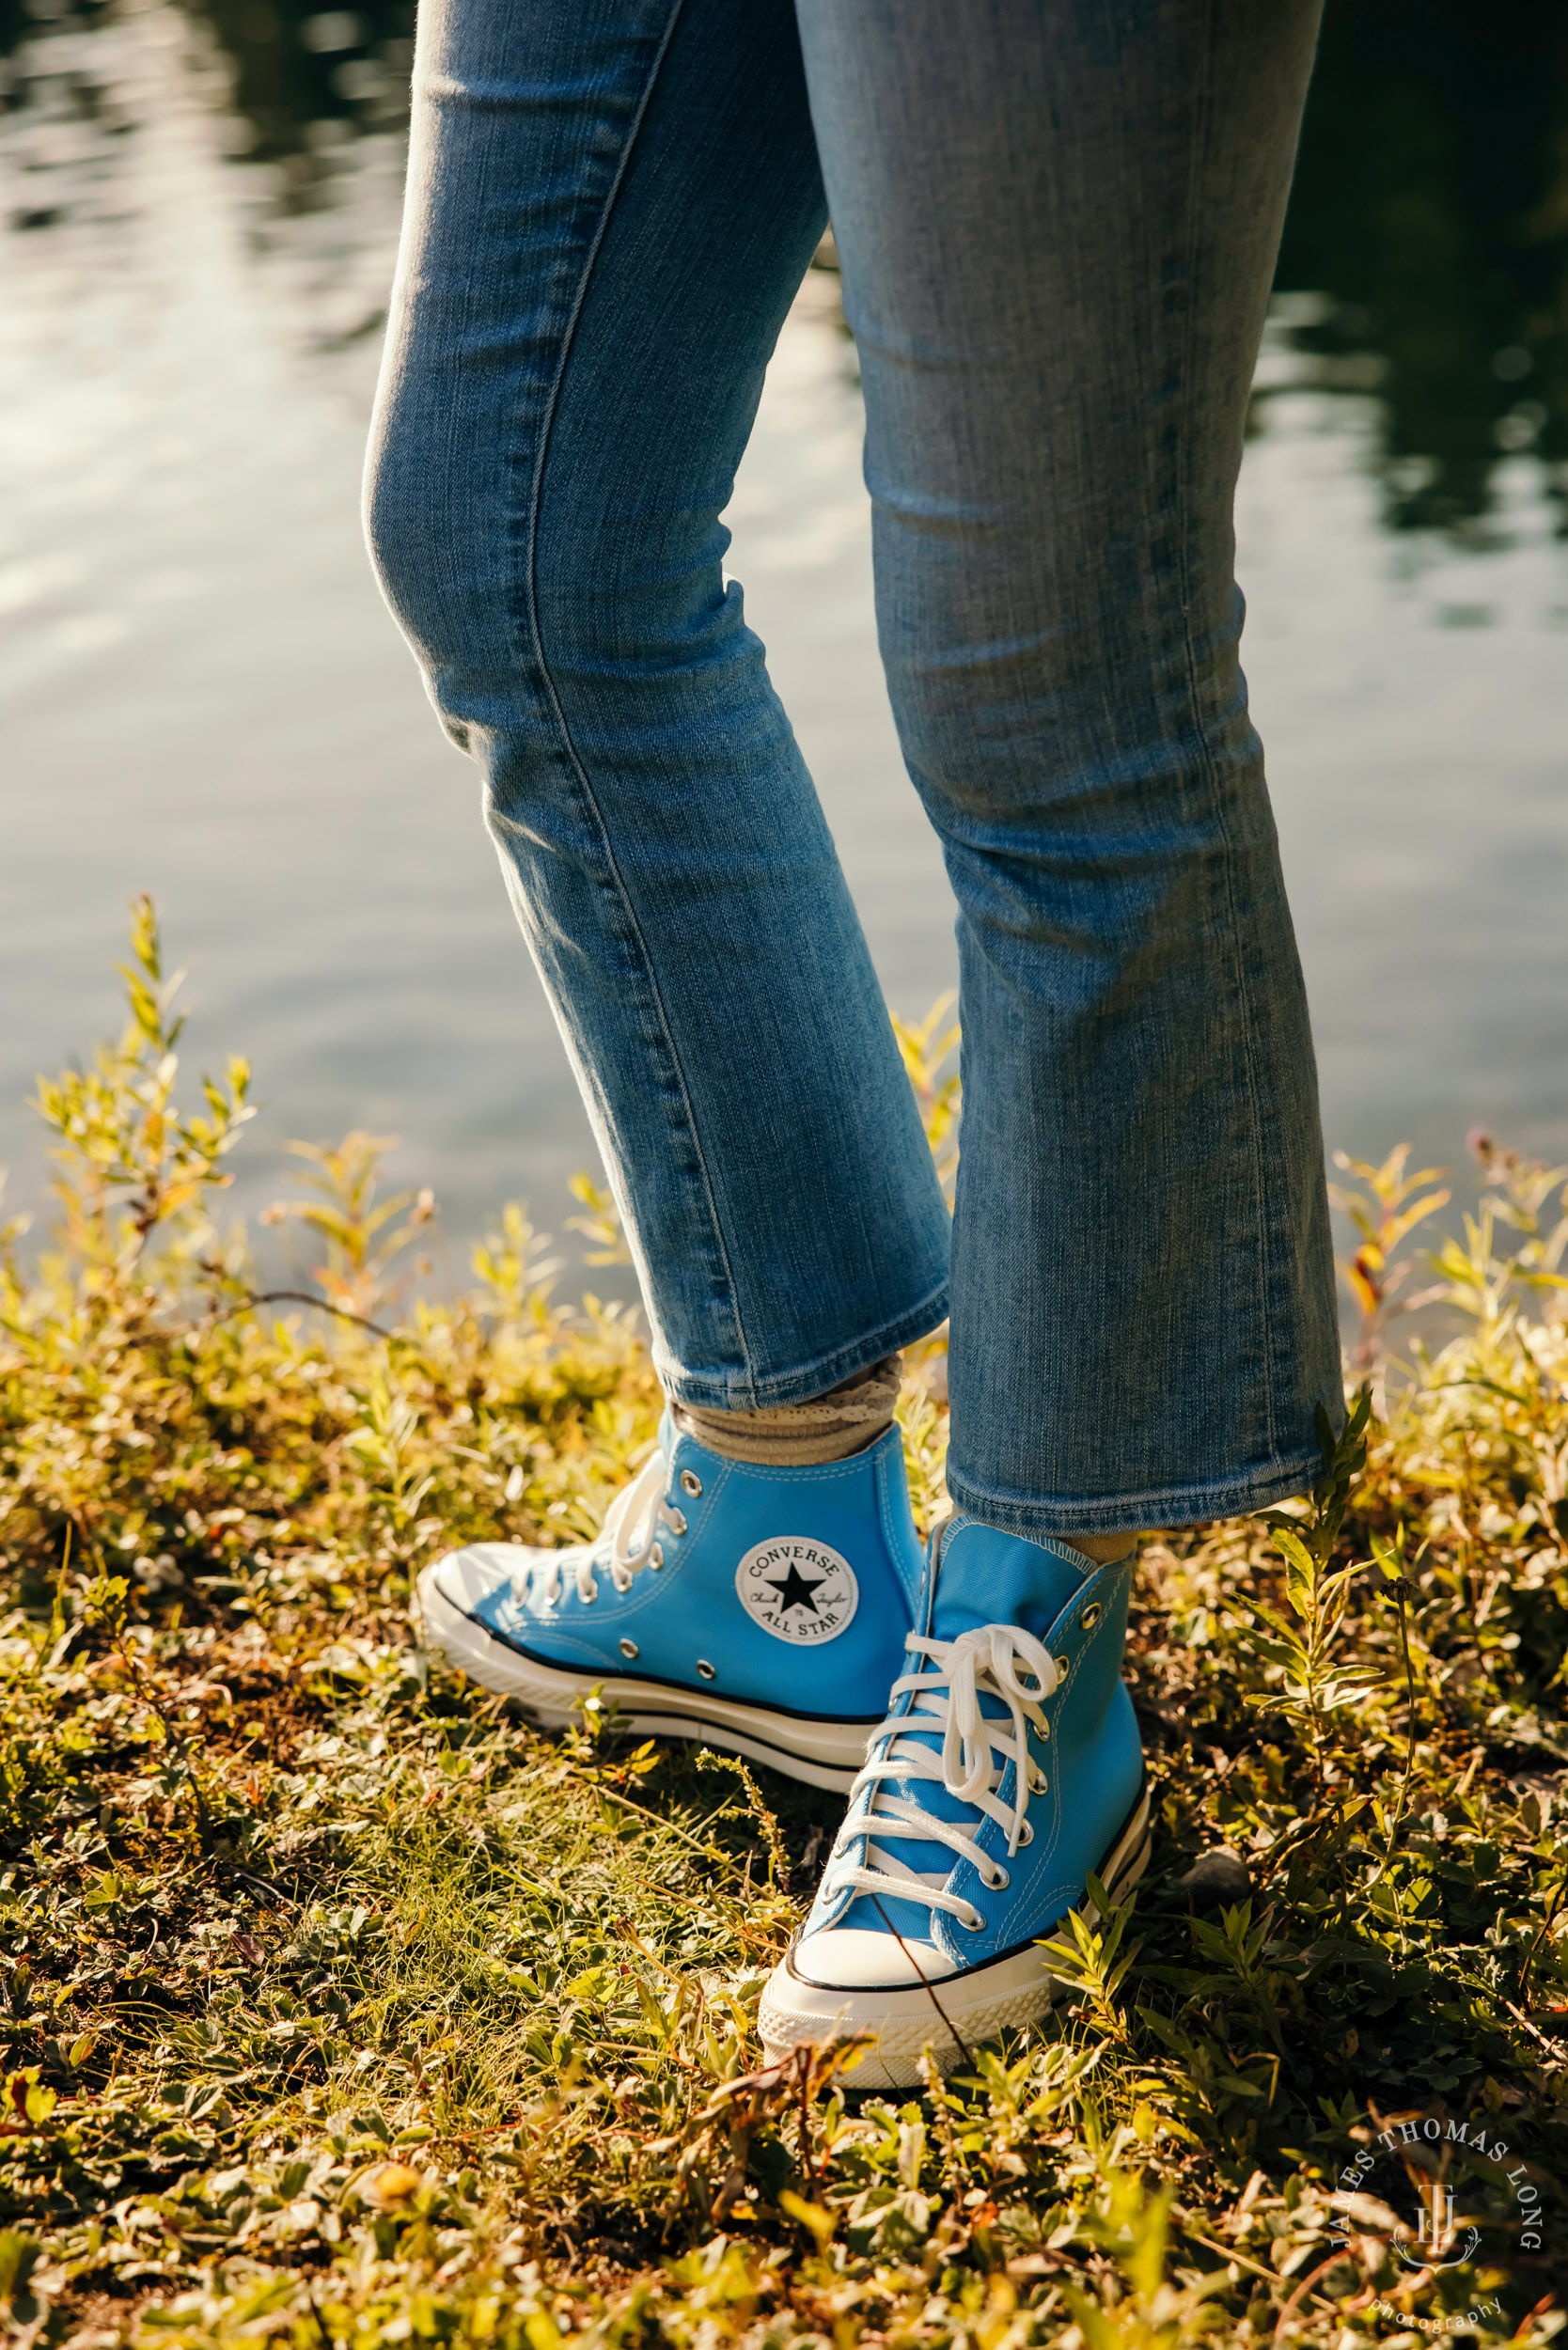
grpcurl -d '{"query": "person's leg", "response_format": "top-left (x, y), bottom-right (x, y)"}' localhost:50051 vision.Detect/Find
top-left (366, 0), bottom-right (949, 1783)
top-left (801, 0), bottom-right (1339, 1540)
top-left (365, 0), bottom-right (950, 1418)
top-left (762, 0), bottom-right (1338, 2081)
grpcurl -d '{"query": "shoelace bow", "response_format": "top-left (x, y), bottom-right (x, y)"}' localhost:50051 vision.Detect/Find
top-left (820, 1622), bottom-right (1061, 1932)
top-left (511, 1449), bottom-right (687, 1607)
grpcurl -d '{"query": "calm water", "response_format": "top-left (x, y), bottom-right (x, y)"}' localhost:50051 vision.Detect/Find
top-left (2, 0), bottom-right (1566, 1282)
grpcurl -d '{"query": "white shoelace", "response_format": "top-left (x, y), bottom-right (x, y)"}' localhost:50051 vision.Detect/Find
top-left (511, 1449), bottom-right (687, 1608)
top-left (820, 1623), bottom-right (1061, 1934)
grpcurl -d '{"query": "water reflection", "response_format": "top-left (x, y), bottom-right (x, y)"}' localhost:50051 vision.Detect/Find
top-left (190, 0), bottom-right (410, 168)
top-left (0, 0), bottom-right (1564, 1257)
top-left (6, 0), bottom-right (1563, 512)
top-left (1271, 0), bottom-right (1568, 539)
top-left (0, 0), bottom-right (412, 176)
top-left (0, 0), bottom-right (411, 312)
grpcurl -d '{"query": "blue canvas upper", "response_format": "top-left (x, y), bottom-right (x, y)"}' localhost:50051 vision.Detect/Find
top-left (457, 1412), bottom-right (924, 1719)
top-left (794, 1516), bottom-right (1145, 1977)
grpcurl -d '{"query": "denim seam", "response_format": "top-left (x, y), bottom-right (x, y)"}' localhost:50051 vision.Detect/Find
top-left (1172, 0), bottom-right (1278, 1471)
top-left (515, 0), bottom-right (763, 1405)
top-left (944, 1442), bottom-right (1324, 1540)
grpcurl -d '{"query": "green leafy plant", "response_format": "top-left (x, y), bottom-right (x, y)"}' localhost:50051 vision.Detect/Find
top-left (1038, 1872), bottom-right (1142, 2052)
top-left (890, 992), bottom-right (961, 1207)
top-left (564, 1169), bottom-right (635, 1268)
top-left (0, 907), bottom-right (1563, 2349)
top-left (1245, 1393), bottom-right (1385, 1771)
top-left (31, 893), bottom-right (252, 1285)
top-left (1426, 1133), bottom-right (1568, 1333)
top-left (259, 1129), bottom-right (436, 1319)
top-left (1329, 1144), bottom-right (1450, 1374)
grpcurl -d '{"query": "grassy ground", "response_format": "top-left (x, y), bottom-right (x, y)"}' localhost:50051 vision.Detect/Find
top-left (3, 907), bottom-right (1568, 2348)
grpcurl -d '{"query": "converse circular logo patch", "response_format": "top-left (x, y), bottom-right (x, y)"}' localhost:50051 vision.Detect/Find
top-left (734, 1538), bottom-right (859, 1645)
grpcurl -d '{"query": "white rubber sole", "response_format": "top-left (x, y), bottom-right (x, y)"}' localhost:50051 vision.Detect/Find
top-left (416, 1563), bottom-right (874, 1794)
top-left (758, 1783), bottom-right (1153, 2087)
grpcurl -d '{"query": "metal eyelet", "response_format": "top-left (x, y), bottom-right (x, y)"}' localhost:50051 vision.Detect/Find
top-left (668, 1510), bottom-right (687, 1538)
top-left (1080, 1602), bottom-right (1103, 1631)
top-left (649, 1543), bottom-right (664, 1570)
top-left (696, 1658), bottom-right (717, 1681)
top-left (581, 1583), bottom-right (598, 1606)
top-left (680, 1469), bottom-right (702, 1498)
top-left (619, 1637), bottom-right (638, 1660)
top-left (961, 1907), bottom-right (984, 1933)
top-left (1054, 1655), bottom-right (1071, 1683)
top-left (1016, 1821), bottom-right (1034, 1846)
top-left (983, 1863), bottom-right (1010, 1891)
top-left (1028, 1765), bottom-right (1048, 1795)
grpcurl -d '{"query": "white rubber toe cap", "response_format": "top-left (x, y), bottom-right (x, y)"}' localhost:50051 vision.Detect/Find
top-left (427, 1543), bottom-right (538, 1613)
top-left (789, 1928), bottom-right (955, 1989)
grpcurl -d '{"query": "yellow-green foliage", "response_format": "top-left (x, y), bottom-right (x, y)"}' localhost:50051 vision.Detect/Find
top-left (1, 907), bottom-right (1566, 2348)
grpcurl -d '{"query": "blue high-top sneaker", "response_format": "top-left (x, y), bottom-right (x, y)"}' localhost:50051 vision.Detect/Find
top-left (758, 1516), bottom-right (1149, 2085)
top-left (416, 1414), bottom-right (925, 1792)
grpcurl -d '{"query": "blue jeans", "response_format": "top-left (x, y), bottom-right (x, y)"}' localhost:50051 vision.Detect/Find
top-left (366, 0), bottom-right (1339, 1539)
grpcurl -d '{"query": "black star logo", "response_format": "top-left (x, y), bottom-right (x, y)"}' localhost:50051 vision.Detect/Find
top-left (765, 1563), bottom-right (827, 1614)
